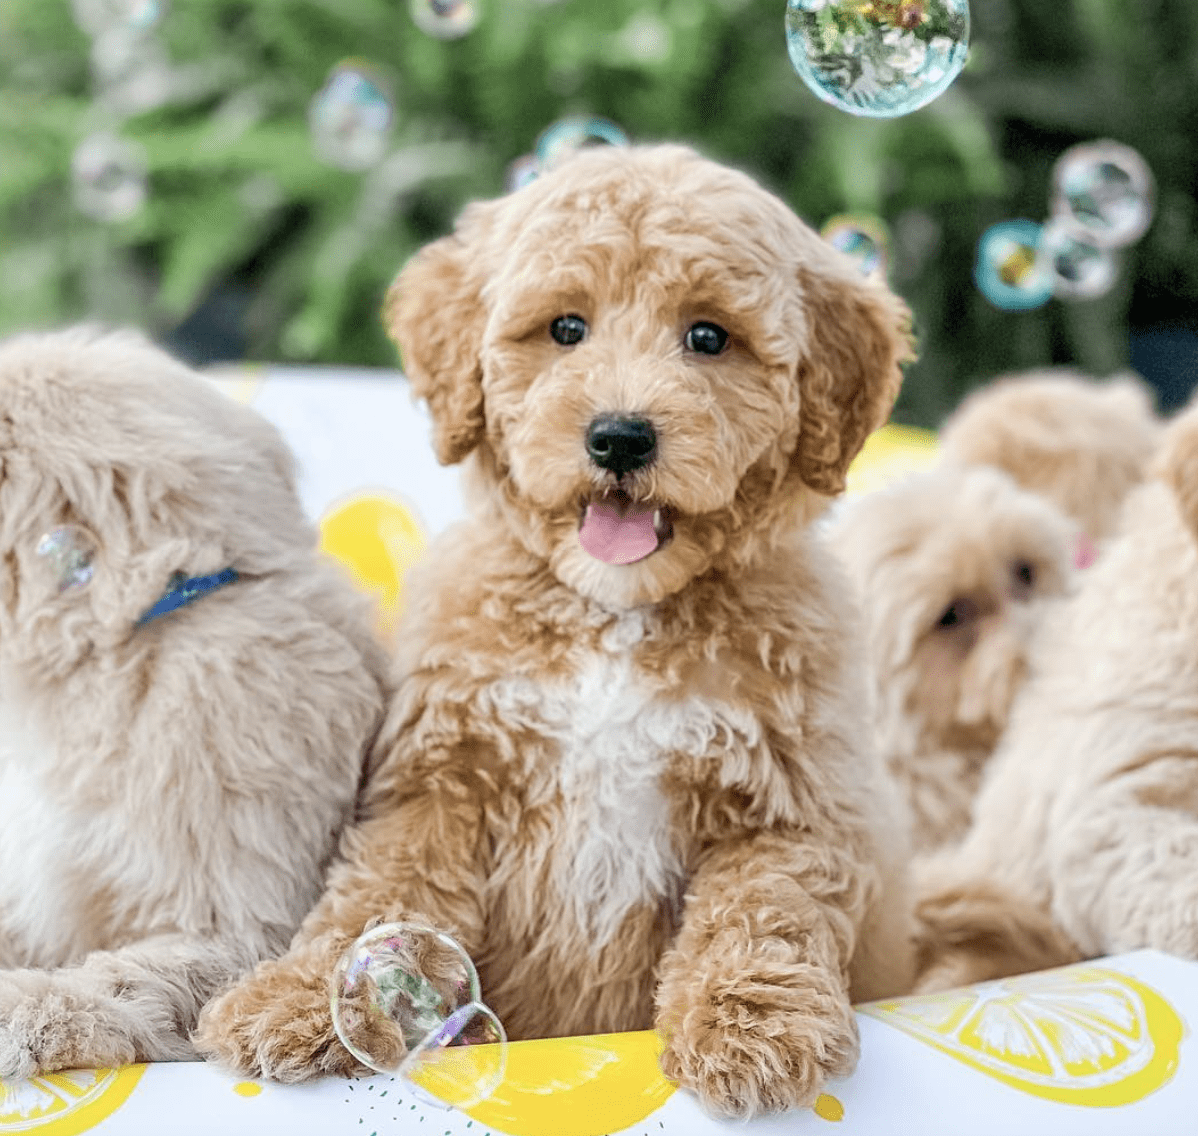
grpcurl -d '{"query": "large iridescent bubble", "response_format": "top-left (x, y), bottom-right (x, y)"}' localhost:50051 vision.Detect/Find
top-left (785, 0), bottom-right (970, 118)
top-left (974, 220), bottom-right (1053, 311)
top-left (331, 923), bottom-right (506, 1110)
top-left (1050, 140), bottom-right (1154, 249)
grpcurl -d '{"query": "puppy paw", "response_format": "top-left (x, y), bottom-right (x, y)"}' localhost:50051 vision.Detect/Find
top-left (658, 973), bottom-right (858, 1118)
top-left (0, 973), bottom-right (138, 1076)
top-left (194, 933), bottom-right (363, 1083)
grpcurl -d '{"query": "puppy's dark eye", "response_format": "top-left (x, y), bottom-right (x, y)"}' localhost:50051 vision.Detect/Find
top-left (684, 322), bottom-right (728, 355)
top-left (550, 314), bottom-right (587, 346)
top-left (936, 597), bottom-right (978, 629)
top-left (1011, 559), bottom-right (1037, 596)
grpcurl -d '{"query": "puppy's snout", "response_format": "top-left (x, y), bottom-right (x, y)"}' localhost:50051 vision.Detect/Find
top-left (585, 415), bottom-right (657, 475)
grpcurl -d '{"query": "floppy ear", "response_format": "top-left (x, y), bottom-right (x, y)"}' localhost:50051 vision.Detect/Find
top-left (795, 267), bottom-right (914, 495)
top-left (383, 201), bottom-right (497, 465)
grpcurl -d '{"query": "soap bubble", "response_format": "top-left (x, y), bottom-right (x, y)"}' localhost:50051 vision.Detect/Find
top-left (1039, 219), bottom-right (1117, 300)
top-left (505, 154), bottom-right (540, 193)
top-left (90, 27), bottom-right (173, 116)
top-left (410, 0), bottom-right (478, 40)
top-left (785, 0), bottom-right (970, 118)
top-left (36, 527), bottom-right (97, 594)
top-left (535, 116), bottom-right (629, 173)
top-left (974, 220), bottom-right (1052, 311)
top-left (72, 0), bottom-right (162, 35)
top-left (71, 133), bottom-right (148, 223)
top-left (309, 63), bottom-right (393, 172)
top-left (821, 214), bottom-right (890, 277)
top-left (1051, 140), bottom-right (1154, 249)
top-left (331, 923), bottom-right (506, 1110)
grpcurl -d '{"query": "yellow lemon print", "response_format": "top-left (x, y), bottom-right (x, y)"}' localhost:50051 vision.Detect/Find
top-left (417, 1031), bottom-right (675, 1136)
top-left (846, 423), bottom-right (938, 497)
top-left (0, 1066), bottom-right (146, 1135)
top-left (319, 493), bottom-right (427, 635)
top-left (863, 965), bottom-right (1184, 1107)
top-left (813, 1092), bottom-right (844, 1121)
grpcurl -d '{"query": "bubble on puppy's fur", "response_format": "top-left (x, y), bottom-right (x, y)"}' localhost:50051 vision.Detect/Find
top-left (36, 526), bottom-right (97, 594)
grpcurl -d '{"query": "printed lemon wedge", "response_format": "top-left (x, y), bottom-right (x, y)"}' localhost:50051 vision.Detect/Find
top-left (862, 965), bottom-right (1183, 1107)
top-left (0, 1066), bottom-right (146, 1135)
top-left (319, 493), bottom-right (427, 635)
top-left (845, 423), bottom-right (938, 497)
top-left (411, 1030), bottom-right (675, 1136)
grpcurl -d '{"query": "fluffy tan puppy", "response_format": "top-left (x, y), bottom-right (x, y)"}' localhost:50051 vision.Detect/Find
top-left (0, 328), bottom-right (389, 1075)
top-left (196, 144), bottom-right (916, 1117)
top-left (916, 401), bottom-right (1198, 991)
top-left (938, 367), bottom-right (1161, 543)
top-left (828, 465), bottom-right (1077, 854)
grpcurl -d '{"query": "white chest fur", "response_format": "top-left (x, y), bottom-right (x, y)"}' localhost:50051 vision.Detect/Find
top-left (0, 703), bottom-right (85, 965)
top-left (485, 614), bottom-right (760, 950)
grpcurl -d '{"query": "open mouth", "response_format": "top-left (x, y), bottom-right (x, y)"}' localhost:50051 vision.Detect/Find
top-left (578, 490), bottom-right (673, 565)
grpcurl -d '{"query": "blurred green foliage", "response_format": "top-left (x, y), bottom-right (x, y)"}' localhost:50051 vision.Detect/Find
top-left (1, 0), bottom-right (1196, 424)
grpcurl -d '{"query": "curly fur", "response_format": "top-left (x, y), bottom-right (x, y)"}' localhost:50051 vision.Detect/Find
top-left (938, 367), bottom-right (1161, 542)
top-left (915, 401), bottom-right (1198, 990)
top-left (827, 465), bottom-right (1077, 853)
top-left (0, 328), bottom-right (389, 1074)
top-left (196, 144), bottom-right (916, 1118)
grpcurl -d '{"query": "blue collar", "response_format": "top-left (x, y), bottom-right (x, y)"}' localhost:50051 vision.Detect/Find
top-left (136, 567), bottom-right (239, 627)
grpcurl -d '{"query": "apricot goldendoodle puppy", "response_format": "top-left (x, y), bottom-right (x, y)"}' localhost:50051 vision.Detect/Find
top-left (0, 328), bottom-right (389, 1076)
top-left (938, 367), bottom-right (1161, 545)
top-left (828, 465), bottom-right (1077, 853)
top-left (916, 400), bottom-right (1198, 991)
top-left (196, 144), bottom-right (916, 1117)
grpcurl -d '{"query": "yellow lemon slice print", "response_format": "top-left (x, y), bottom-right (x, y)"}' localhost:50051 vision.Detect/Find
top-left (863, 965), bottom-right (1184, 1107)
top-left (319, 493), bottom-right (427, 635)
top-left (846, 423), bottom-right (938, 497)
top-left (0, 1066), bottom-right (146, 1135)
top-left (414, 1031), bottom-right (675, 1136)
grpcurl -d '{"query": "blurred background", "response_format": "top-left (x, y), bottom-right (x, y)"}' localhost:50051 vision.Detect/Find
top-left (2, 0), bottom-right (1196, 426)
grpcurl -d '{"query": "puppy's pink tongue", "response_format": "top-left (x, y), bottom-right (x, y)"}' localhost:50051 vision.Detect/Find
top-left (579, 500), bottom-right (659, 565)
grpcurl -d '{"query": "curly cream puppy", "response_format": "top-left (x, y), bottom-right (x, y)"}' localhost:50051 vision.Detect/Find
top-left (828, 465), bottom-right (1077, 853)
top-left (196, 144), bottom-right (916, 1117)
top-left (0, 328), bottom-right (389, 1075)
top-left (916, 401), bottom-right (1198, 991)
top-left (938, 367), bottom-right (1161, 544)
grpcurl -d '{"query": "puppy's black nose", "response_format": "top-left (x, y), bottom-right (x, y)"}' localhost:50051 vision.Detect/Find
top-left (585, 415), bottom-right (657, 475)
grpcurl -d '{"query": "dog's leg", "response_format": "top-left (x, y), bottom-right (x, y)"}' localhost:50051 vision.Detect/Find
top-left (1051, 757), bottom-right (1198, 959)
top-left (0, 933), bottom-right (263, 1077)
top-left (654, 832), bottom-right (863, 1119)
top-left (913, 876), bottom-right (1081, 992)
top-left (194, 792), bottom-right (486, 1082)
